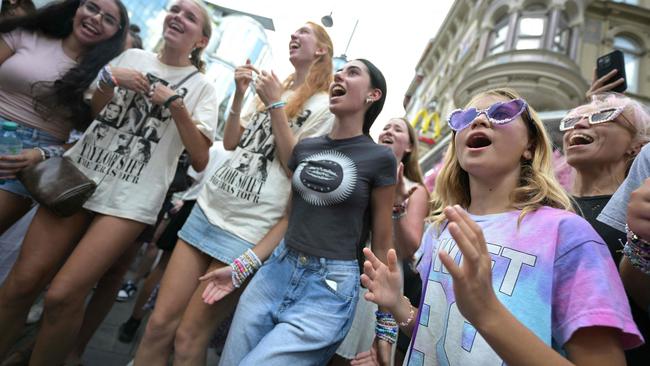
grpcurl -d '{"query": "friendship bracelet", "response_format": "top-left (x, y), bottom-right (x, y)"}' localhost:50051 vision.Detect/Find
top-left (375, 311), bottom-right (398, 344)
top-left (40, 145), bottom-right (65, 158)
top-left (230, 249), bottom-right (262, 288)
top-left (99, 66), bottom-right (116, 88)
top-left (392, 202), bottom-right (407, 220)
top-left (229, 107), bottom-right (240, 116)
top-left (624, 225), bottom-right (650, 275)
top-left (33, 147), bottom-right (46, 161)
top-left (398, 296), bottom-right (416, 327)
top-left (265, 101), bottom-right (286, 111)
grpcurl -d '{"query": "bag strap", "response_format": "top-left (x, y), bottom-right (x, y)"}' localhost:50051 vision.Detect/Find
top-left (171, 70), bottom-right (200, 90)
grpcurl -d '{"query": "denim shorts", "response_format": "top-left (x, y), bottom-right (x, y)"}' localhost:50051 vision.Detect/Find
top-left (220, 241), bottom-right (360, 365)
top-left (0, 123), bottom-right (63, 198)
top-left (177, 204), bottom-right (254, 263)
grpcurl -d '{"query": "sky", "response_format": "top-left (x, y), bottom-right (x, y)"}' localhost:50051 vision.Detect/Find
top-left (212, 0), bottom-right (454, 135)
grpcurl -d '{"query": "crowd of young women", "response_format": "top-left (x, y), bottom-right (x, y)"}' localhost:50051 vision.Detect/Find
top-left (0, 1), bottom-right (649, 365)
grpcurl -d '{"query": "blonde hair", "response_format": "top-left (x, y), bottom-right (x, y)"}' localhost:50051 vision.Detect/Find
top-left (429, 88), bottom-right (573, 227)
top-left (186, 0), bottom-right (212, 73)
top-left (257, 22), bottom-right (333, 119)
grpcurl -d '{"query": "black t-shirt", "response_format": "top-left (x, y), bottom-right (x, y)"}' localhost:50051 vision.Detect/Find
top-left (573, 195), bottom-right (650, 365)
top-left (573, 195), bottom-right (626, 263)
top-left (285, 134), bottom-right (397, 260)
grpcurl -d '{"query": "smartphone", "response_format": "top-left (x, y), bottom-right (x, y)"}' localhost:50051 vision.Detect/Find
top-left (596, 50), bottom-right (627, 93)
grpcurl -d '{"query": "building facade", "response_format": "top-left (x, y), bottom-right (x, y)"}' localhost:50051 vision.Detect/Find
top-left (405, 0), bottom-right (650, 170)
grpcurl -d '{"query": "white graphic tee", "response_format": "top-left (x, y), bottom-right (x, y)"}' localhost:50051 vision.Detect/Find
top-left (64, 49), bottom-right (218, 225)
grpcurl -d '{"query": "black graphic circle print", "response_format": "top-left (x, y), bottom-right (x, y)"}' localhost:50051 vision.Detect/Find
top-left (292, 151), bottom-right (358, 206)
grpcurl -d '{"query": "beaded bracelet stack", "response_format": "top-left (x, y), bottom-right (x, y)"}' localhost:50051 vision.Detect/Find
top-left (266, 101), bottom-right (286, 111)
top-left (99, 65), bottom-right (118, 88)
top-left (392, 202), bottom-right (407, 220)
top-left (624, 224), bottom-right (650, 275)
top-left (230, 249), bottom-right (263, 288)
top-left (375, 311), bottom-right (398, 344)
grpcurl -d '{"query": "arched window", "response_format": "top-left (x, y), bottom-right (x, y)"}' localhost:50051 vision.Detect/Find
top-left (488, 15), bottom-right (509, 55)
top-left (552, 12), bottom-right (570, 53)
top-left (614, 35), bottom-right (642, 93)
top-left (515, 4), bottom-right (547, 50)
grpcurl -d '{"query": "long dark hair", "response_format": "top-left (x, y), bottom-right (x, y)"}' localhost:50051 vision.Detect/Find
top-left (0, 0), bottom-right (129, 131)
top-left (357, 59), bottom-right (386, 135)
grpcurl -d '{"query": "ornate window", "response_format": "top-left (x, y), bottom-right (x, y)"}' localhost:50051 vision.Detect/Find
top-left (488, 15), bottom-right (509, 55)
top-left (614, 35), bottom-right (642, 93)
top-left (515, 4), bottom-right (547, 50)
top-left (552, 12), bottom-right (570, 53)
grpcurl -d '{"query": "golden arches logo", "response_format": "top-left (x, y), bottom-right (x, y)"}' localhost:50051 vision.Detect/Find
top-left (411, 109), bottom-right (442, 139)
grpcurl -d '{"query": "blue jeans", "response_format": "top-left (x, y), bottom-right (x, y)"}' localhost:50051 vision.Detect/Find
top-left (219, 242), bottom-right (360, 366)
top-left (0, 122), bottom-right (63, 198)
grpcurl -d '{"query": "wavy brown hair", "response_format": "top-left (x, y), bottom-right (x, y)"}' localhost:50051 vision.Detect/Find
top-left (393, 117), bottom-right (424, 185)
top-left (430, 88), bottom-right (573, 227)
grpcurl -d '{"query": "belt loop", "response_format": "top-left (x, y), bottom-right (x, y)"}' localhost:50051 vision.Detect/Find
top-left (277, 245), bottom-right (289, 261)
top-left (31, 127), bottom-right (38, 140)
top-left (319, 257), bottom-right (327, 274)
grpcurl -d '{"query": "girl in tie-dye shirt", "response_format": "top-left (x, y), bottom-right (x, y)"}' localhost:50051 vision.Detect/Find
top-left (356, 88), bottom-right (643, 366)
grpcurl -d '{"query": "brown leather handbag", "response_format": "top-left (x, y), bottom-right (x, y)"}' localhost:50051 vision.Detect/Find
top-left (17, 157), bottom-right (97, 217)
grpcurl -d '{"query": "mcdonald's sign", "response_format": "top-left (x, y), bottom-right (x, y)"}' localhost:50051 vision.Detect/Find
top-left (411, 108), bottom-right (442, 145)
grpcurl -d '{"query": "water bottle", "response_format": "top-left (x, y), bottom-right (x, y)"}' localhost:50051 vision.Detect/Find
top-left (0, 121), bottom-right (23, 184)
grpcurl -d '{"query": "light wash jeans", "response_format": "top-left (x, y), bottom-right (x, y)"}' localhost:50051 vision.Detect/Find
top-left (219, 241), bottom-right (360, 365)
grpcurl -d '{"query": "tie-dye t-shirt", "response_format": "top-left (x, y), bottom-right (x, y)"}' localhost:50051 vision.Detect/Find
top-left (406, 206), bottom-right (643, 366)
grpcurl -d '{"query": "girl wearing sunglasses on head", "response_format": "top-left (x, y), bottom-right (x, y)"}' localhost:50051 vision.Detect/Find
top-left (0, 0), bottom-right (217, 364)
top-left (356, 88), bottom-right (642, 366)
top-left (561, 92), bottom-right (650, 365)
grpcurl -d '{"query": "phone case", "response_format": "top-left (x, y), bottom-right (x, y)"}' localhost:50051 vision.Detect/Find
top-left (596, 50), bottom-right (627, 93)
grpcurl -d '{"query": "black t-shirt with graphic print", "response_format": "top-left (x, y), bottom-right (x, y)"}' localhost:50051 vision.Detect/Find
top-left (285, 134), bottom-right (397, 260)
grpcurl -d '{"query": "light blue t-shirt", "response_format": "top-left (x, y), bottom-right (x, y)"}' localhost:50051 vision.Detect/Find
top-left (598, 144), bottom-right (650, 233)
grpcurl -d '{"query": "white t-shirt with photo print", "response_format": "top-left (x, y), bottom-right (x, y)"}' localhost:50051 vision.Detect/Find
top-left (198, 91), bottom-right (334, 244)
top-left (64, 49), bottom-right (218, 225)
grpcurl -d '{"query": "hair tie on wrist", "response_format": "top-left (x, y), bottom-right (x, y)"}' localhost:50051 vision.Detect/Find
top-left (164, 94), bottom-right (183, 109)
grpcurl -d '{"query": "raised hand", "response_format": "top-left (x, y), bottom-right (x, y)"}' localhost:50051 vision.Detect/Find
top-left (438, 205), bottom-right (502, 327)
top-left (586, 67), bottom-right (625, 100)
top-left (255, 70), bottom-right (284, 107)
top-left (111, 67), bottom-right (150, 94)
top-left (394, 162), bottom-right (417, 205)
top-left (360, 247), bottom-right (402, 311)
top-left (234, 59), bottom-right (259, 96)
top-left (199, 266), bottom-right (235, 305)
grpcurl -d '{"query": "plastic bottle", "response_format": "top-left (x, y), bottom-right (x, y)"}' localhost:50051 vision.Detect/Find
top-left (0, 121), bottom-right (23, 184)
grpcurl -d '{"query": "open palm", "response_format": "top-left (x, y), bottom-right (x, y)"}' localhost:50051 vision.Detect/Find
top-left (360, 248), bottom-right (402, 310)
top-left (199, 266), bottom-right (235, 305)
